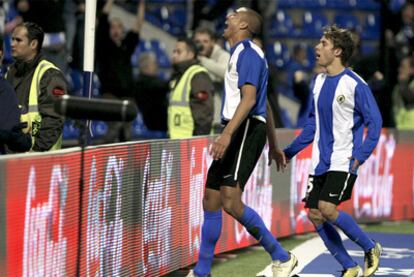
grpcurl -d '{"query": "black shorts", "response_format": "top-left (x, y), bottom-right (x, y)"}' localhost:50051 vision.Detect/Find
top-left (304, 171), bottom-right (357, 209)
top-left (206, 118), bottom-right (266, 191)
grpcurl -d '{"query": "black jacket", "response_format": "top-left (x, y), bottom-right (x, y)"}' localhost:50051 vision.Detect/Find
top-left (0, 78), bottom-right (31, 154)
top-left (135, 74), bottom-right (169, 131)
top-left (96, 13), bottom-right (139, 98)
top-left (6, 54), bottom-right (67, 151)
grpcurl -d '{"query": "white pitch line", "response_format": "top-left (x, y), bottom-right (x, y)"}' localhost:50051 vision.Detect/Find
top-left (257, 232), bottom-right (349, 277)
top-left (299, 273), bottom-right (335, 277)
top-left (289, 236), bottom-right (335, 277)
top-left (257, 235), bottom-right (337, 277)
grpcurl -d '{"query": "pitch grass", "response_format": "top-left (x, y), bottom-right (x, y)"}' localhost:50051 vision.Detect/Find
top-left (210, 221), bottom-right (414, 277)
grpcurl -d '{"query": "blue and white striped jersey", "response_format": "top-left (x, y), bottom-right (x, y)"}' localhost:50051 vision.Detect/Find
top-left (284, 68), bottom-right (382, 175)
top-left (222, 39), bottom-right (268, 123)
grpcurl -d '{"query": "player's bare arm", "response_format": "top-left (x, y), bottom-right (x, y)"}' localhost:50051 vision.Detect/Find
top-left (209, 84), bottom-right (256, 160)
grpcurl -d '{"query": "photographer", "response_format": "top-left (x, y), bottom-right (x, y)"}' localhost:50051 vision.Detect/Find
top-left (193, 26), bottom-right (230, 127)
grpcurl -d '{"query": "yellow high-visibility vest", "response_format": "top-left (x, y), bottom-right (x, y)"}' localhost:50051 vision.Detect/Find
top-left (23, 60), bottom-right (62, 150)
top-left (168, 64), bottom-right (207, 139)
top-left (394, 80), bottom-right (414, 130)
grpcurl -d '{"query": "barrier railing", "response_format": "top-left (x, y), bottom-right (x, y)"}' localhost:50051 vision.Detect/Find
top-left (0, 129), bottom-right (413, 276)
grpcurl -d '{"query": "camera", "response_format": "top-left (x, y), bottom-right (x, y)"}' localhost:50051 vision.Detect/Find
top-left (195, 42), bottom-right (204, 52)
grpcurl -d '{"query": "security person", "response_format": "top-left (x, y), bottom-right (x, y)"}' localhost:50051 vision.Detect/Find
top-left (169, 37), bottom-right (214, 139)
top-left (6, 22), bottom-right (67, 152)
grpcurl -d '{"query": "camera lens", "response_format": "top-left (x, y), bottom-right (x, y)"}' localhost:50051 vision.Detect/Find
top-left (196, 42), bottom-right (204, 52)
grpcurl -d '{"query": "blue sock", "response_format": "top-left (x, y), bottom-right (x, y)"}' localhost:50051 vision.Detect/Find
top-left (316, 222), bottom-right (357, 269)
top-left (194, 210), bottom-right (222, 277)
top-left (333, 211), bottom-right (375, 252)
top-left (238, 205), bottom-right (289, 262)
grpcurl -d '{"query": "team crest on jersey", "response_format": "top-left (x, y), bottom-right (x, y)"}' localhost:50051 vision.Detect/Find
top-left (337, 95), bottom-right (345, 104)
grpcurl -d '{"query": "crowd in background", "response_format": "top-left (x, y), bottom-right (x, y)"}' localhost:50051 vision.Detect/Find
top-left (0, 0), bottom-right (413, 154)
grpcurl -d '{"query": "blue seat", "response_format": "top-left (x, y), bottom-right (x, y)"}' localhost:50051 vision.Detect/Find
top-left (63, 120), bottom-right (80, 140)
top-left (169, 8), bottom-right (186, 27)
top-left (270, 10), bottom-right (295, 38)
top-left (325, 0), bottom-right (352, 9)
top-left (361, 13), bottom-right (380, 40)
top-left (389, 0), bottom-right (406, 13)
top-left (145, 13), bottom-right (163, 28)
top-left (66, 68), bottom-right (83, 96)
top-left (150, 39), bottom-right (171, 68)
top-left (304, 44), bottom-right (316, 70)
top-left (301, 11), bottom-right (329, 38)
top-left (131, 40), bottom-right (152, 67)
top-left (131, 113), bottom-right (167, 139)
top-left (91, 121), bottom-right (108, 138)
top-left (278, 0), bottom-right (297, 8)
top-left (265, 42), bottom-right (290, 69)
top-left (334, 14), bottom-right (361, 32)
top-left (131, 40), bottom-right (171, 72)
top-left (92, 74), bottom-right (101, 97)
top-left (361, 43), bottom-right (377, 56)
top-left (298, 0), bottom-right (326, 8)
top-left (66, 69), bottom-right (101, 97)
top-left (355, 0), bottom-right (380, 10)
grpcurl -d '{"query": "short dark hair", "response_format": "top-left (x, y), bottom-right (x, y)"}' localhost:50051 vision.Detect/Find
top-left (194, 26), bottom-right (216, 40)
top-left (177, 37), bottom-right (198, 58)
top-left (17, 22), bottom-right (44, 53)
top-left (238, 7), bottom-right (263, 36)
top-left (323, 25), bottom-right (355, 66)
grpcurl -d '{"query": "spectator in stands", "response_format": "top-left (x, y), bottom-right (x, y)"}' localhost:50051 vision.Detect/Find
top-left (0, 34), bottom-right (31, 154)
top-left (287, 44), bottom-right (314, 128)
top-left (6, 22), bottom-right (67, 152)
top-left (393, 55), bottom-right (414, 129)
top-left (169, 37), bottom-right (214, 139)
top-left (193, 26), bottom-right (230, 130)
top-left (135, 51), bottom-right (169, 135)
top-left (292, 69), bottom-right (313, 128)
top-left (188, 8), bottom-right (296, 277)
top-left (15, 0), bottom-right (68, 73)
top-left (273, 25), bottom-right (383, 276)
top-left (287, 43), bottom-right (310, 86)
top-left (96, 0), bottom-right (145, 143)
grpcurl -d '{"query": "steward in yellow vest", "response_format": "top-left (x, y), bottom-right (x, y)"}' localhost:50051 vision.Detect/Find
top-left (169, 38), bottom-right (214, 139)
top-left (6, 22), bottom-right (67, 152)
top-left (393, 78), bottom-right (414, 130)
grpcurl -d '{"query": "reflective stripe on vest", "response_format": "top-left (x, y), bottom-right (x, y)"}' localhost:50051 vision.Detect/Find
top-left (27, 60), bottom-right (62, 151)
top-left (168, 65), bottom-right (207, 139)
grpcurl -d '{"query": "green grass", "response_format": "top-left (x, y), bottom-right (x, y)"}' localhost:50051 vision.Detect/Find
top-left (210, 221), bottom-right (414, 277)
top-left (362, 221), bottom-right (414, 234)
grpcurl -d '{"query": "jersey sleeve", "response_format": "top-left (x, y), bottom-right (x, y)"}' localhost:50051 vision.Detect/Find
top-left (284, 99), bottom-right (316, 159)
top-left (236, 48), bottom-right (262, 89)
top-left (353, 83), bottom-right (383, 163)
